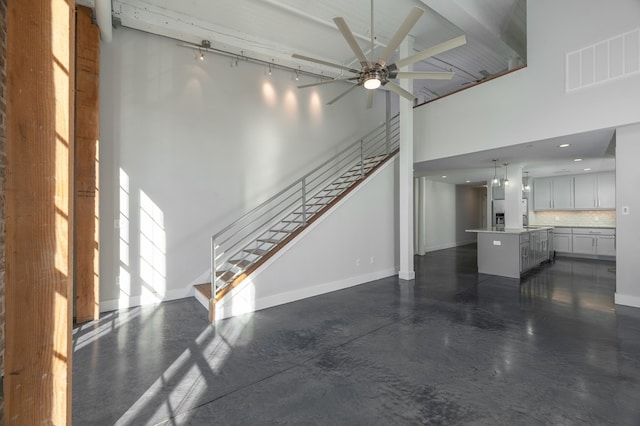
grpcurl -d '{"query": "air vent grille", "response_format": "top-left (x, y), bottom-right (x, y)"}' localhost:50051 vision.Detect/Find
top-left (566, 28), bottom-right (640, 92)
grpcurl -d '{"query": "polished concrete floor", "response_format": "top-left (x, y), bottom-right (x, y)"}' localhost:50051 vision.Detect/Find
top-left (73, 245), bottom-right (640, 425)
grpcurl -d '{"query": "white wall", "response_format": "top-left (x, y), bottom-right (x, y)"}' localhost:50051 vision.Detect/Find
top-left (615, 123), bottom-right (640, 308)
top-left (99, 28), bottom-right (389, 310)
top-left (412, 0), bottom-right (640, 308)
top-left (414, 0), bottom-right (640, 162)
top-left (415, 178), bottom-right (478, 254)
top-left (215, 158), bottom-right (397, 320)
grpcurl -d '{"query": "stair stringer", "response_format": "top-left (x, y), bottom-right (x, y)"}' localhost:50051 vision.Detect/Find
top-left (213, 155), bottom-right (398, 321)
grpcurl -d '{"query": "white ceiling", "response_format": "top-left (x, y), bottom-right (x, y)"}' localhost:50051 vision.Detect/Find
top-left (84, 0), bottom-right (526, 103)
top-left (414, 127), bottom-right (617, 185)
top-left (81, 0), bottom-right (616, 183)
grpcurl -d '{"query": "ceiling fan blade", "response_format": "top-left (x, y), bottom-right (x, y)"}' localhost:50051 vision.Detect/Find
top-left (377, 7), bottom-right (424, 67)
top-left (292, 53), bottom-right (359, 74)
top-left (366, 90), bottom-right (374, 109)
top-left (297, 77), bottom-right (359, 89)
top-left (384, 81), bottom-right (416, 102)
top-left (394, 34), bottom-right (467, 69)
top-left (396, 71), bottom-right (455, 80)
top-left (327, 84), bottom-right (360, 105)
top-left (333, 17), bottom-right (369, 66)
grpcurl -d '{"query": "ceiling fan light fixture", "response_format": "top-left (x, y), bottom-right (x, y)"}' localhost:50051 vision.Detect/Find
top-left (364, 78), bottom-right (381, 90)
top-left (363, 70), bottom-right (382, 89)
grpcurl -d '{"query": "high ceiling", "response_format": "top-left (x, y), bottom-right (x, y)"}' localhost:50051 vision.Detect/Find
top-left (81, 0), bottom-right (616, 183)
top-left (81, 0), bottom-right (527, 104)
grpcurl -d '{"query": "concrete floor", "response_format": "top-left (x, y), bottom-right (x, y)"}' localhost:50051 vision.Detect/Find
top-left (73, 245), bottom-right (640, 425)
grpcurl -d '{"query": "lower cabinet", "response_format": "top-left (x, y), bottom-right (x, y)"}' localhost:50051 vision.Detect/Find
top-left (595, 235), bottom-right (616, 256)
top-left (572, 234), bottom-right (596, 255)
top-left (570, 228), bottom-right (616, 256)
top-left (553, 227), bottom-right (573, 253)
top-left (520, 234), bottom-right (530, 273)
top-left (520, 230), bottom-right (550, 273)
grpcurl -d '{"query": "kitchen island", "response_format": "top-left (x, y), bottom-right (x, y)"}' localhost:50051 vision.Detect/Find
top-left (466, 227), bottom-right (554, 278)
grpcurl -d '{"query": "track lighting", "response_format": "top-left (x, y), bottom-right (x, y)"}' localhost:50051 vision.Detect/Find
top-left (198, 39), bottom-right (210, 62)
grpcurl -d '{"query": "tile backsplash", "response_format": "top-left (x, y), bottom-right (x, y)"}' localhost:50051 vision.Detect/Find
top-left (530, 210), bottom-right (616, 227)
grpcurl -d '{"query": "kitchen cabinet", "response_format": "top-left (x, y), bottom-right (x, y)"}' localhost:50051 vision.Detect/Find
top-left (553, 227), bottom-right (572, 253)
top-left (573, 172), bottom-right (615, 209)
top-left (596, 173), bottom-right (615, 209)
top-left (526, 229), bottom-right (550, 267)
top-left (533, 178), bottom-right (553, 210)
top-left (553, 176), bottom-right (573, 209)
top-left (572, 234), bottom-right (596, 255)
top-left (571, 228), bottom-right (616, 256)
top-left (533, 176), bottom-right (573, 210)
top-left (520, 233), bottom-right (530, 273)
top-left (596, 235), bottom-right (616, 256)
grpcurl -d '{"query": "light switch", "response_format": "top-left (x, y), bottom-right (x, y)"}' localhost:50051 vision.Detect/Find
top-left (622, 206), bottom-right (630, 215)
top-left (493, 240), bottom-right (501, 246)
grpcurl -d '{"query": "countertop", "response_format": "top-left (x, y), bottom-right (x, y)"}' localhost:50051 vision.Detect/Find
top-left (466, 226), bottom-right (554, 234)
top-left (532, 224), bottom-right (616, 229)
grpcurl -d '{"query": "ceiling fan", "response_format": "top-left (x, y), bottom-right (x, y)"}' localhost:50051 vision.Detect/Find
top-left (292, 1), bottom-right (467, 107)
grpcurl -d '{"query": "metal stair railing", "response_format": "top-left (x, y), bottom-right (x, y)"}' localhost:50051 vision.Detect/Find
top-left (210, 113), bottom-right (400, 300)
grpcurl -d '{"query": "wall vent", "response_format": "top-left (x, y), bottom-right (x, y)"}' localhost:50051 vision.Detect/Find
top-left (566, 28), bottom-right (640, 92)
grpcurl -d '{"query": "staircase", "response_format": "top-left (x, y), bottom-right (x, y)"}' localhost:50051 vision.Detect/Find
top-left (194, 114), bottom-right (400, 320)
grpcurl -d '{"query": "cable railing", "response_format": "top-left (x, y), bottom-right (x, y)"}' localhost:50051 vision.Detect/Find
top-left (210, 113), bottom-right (400, 300)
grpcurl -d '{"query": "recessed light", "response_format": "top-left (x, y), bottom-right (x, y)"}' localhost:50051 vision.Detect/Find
top-left (465, 180), bottom-right (471, 183)
top-left (441, 175), bottom-right (447, 179)
top-left (584, 168), bottom-right (591, 171)
top-left (573, 158), bottom-right (583, 162)
top-left (559, 143), bottom-right (571, 148)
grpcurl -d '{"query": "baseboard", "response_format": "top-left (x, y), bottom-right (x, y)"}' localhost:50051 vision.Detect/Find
top-left (215, 268), bottom-right (396, 321)
top-left (615, 292), bottom-right (640, 308)
top-left (555, 252), bottom-right (615, 261)
top-left (398, 270), bottom-right (415, 280)
top-left (100, 286), bottom-right (194, 313)
top-left (422, 239), bottom-right (476, 254)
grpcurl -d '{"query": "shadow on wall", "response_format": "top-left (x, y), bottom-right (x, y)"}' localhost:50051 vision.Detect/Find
top-left (117, 168), bottom-right (167, 309)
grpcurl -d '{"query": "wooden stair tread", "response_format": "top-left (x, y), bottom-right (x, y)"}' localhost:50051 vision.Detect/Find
top-left (216, 270), bottom-right (236, 282)
top-left (194, 283), bottom-right (212, 299)
top-left (243, 248), bottom-right (269, 256)
top-left (257, 238), bottom-right (280, 244)
top-left (229, 259), bottom-right (253, 269)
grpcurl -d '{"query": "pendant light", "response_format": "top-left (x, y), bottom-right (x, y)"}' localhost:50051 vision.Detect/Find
top-left (523, 171), bottom-right (531, 192)
top-left (491, 159), bottom-right (501, 187)
top-left (503, 163), bottom-right (510, 186)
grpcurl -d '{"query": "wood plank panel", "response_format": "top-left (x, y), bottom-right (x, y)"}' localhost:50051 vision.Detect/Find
top-left (75, 5), bottom-right (100, 323)
top-left (5, 0), bottom-right (75, 423)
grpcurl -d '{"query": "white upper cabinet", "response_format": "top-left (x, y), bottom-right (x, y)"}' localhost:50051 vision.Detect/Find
top-left (533, 177), bottom-right (553, 210)
top-left (533, 176), bottom-right (574, 210)
top-left (533, 172), bottom-right (614, 211)
top-left (553, 176), bottom-right (574, 209)
top-left (574, 174), bottom-right (596, 208)
top-left (596, 172), bottom-right (615, 209)
top-left (573, 172), bottom-right (615, 209)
